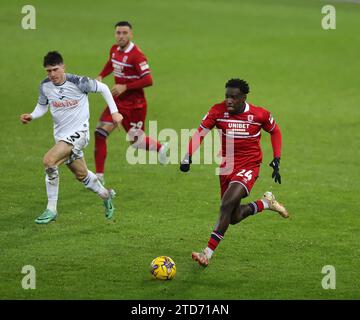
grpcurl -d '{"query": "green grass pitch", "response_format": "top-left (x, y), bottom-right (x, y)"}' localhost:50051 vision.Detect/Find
top-left (1, 0), bottom-right (360, 299)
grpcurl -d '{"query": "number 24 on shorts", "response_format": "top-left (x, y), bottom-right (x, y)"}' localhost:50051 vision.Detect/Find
top-left (236, 169), bottom-right (253, 180)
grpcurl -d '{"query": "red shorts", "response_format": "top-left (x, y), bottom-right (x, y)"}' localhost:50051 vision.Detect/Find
top-left (219, 164), bottom-right (260, 199)
top-left (99, 104), bottom-right (147, 133)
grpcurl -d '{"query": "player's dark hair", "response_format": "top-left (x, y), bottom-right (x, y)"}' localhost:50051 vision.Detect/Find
top-left (114, 21), bottom-right (132, 29)
top-left (43, 51), bottom-right (63, 67)
top-left (225, 78), bottom-right (250, 94)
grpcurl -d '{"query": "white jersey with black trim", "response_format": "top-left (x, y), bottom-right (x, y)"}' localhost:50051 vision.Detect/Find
top-left (38, 73), bottom-right (98, 140)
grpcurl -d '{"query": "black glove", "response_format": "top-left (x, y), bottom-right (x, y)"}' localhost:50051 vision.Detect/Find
top-left (269, 157), bottom-right (281, 184)
top-left (180, 154), bottom-right (192, 172)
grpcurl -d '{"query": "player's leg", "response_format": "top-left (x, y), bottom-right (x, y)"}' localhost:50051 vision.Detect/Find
top-left (192, 183), bottom-right (247, 267)
top-left (67, 157), bottom-right (109, 198)
top-left (126, 107), bottom-right (168, 164)
top-left (94, 106), bottom-right (117, 184)
top-left (67, 157), bottom-right (116, 217)
top-left (35, 141), bottom-right (73, 224)
top-left (229, 191), bottom-right (289, 225)
top-left (215, 183), bottom-right (247, 234)
top-left (67, 130), bottom-right (116, 219)
top-left (225, 165), bottom-right (287, 223)
top-left (230, 199), bottom-right (266, 225)
top-left (228, 167), bottom-right (289, 224)
top-left (228, 170), bottom-right (265, 224)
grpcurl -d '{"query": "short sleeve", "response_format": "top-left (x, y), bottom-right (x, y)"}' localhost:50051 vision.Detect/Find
top-left (78, 76), bottom-right (98, 93)
top-left (38, 83), bottom-right (48, 106)
top-left (133, 51), bottom-right (151, 77)
top-left (67, 74), bottom-right (98, 94)
top-left (200, 107), bottom-right (217, 130)
top-left (261, 108), bottom-right (277, 132)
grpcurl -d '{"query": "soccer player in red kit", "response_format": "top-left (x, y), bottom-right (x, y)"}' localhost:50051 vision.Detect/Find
top-left (180, 79), bottom-right (289, 267)
top-left (94, 21), bottom-right (168, 183)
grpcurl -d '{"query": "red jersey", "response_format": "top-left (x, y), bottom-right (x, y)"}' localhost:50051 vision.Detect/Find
top-left (200, 102), bottom-right (278, 167)
top-left (99, 42), bottom-right (151, 109)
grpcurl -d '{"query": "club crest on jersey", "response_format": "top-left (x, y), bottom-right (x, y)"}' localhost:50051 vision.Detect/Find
top-left (224, 112), bottom-right (229, 118)
top-left (112, 52), bottom-right (115, 58)
top-left (123, 56), bottom-right (128, 63)
top-left (247, 115), bottom-right (254, 121)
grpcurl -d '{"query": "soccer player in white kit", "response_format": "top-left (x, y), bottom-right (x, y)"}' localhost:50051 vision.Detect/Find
top-left (20, 51), bottom-right (123, 224)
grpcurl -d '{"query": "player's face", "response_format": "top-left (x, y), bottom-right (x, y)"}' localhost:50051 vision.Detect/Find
top-left (115, 26), bottom-right (133, 49)
top-left (45, 64), bottom-right (66, 85)
top-left (225, 87), bottom-right (245, 114)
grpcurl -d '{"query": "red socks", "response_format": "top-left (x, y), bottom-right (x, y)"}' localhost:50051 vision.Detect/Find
top-left (95, 128), bottom-right (162, 175)
top-left (207, 231), bottom-right (224, 251)
top-left (249, 200), bottom-right (265, 214)
top-left (94, 128), bottom-right (108, 174)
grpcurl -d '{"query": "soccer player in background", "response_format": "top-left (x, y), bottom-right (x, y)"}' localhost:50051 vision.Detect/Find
top-left (180, 79), bottom-right (289, 267)
top-left (94, 21), bottom-right (168, 184)
top-left (20, 51), bottom-right (123, 224)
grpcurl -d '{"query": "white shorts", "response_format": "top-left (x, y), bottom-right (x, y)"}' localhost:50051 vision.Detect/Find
top-left (56, 130), bottom-right (89, 165)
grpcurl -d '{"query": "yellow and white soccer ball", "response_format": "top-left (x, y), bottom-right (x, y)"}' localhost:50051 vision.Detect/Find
top-left (150, 256), bottom-right (176, 280)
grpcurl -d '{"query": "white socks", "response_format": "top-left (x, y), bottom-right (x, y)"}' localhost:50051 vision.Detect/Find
top-left (204, 247), bottom-right (213, 259)
top-left (82, 170), bottom-right (109, 200)
top-left (96, 173), bottom-right (104, 180)
top-left (45, 167), bottom-right (59, 213)
top-left (45, 168), bottom-right (109, 213)
top-left (261, 199), bottom-right (269, 209)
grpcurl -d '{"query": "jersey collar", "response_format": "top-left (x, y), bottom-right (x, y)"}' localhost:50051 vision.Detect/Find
top-left (118, 42), bottom-right (135, 53)
top-left (244, 102), bottom-right (250, 112)
top-left (53, 74), bottom-right (67, 87)
top-left (125, 42), bottom-right (135, 53)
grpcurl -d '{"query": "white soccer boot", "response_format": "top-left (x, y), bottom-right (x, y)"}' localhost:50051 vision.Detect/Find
top-left (158, 142), bottom-right (169, 165)
top-left (262, 191), bottom-right (289, 218)
top-left (192, 250), bottom-right (209, 267)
